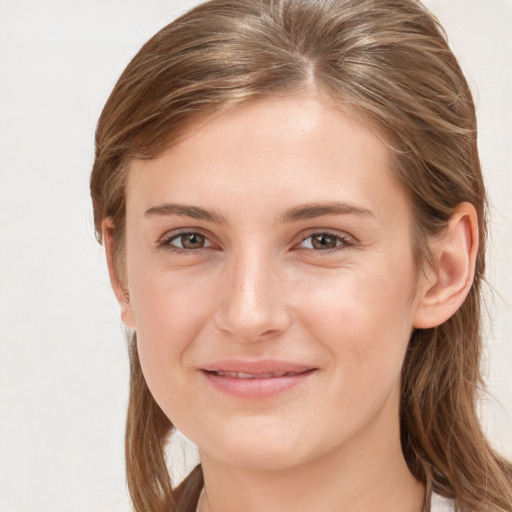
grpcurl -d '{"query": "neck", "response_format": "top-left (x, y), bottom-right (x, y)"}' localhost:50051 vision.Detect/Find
top-left (197, 408), bottom-right (425, 512)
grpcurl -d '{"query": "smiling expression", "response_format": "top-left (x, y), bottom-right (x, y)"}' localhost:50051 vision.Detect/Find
top-left (118, 93), bottom-right (427, 471)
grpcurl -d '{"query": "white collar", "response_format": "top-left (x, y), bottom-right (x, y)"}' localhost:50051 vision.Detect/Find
top-left (431, 492), bottom-right (455, 512)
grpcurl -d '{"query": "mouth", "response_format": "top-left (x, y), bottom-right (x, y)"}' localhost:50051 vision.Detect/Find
top-left (200, 361), bottom-right (317, 399)
top-left (204, 370), bottom-right (312, 379)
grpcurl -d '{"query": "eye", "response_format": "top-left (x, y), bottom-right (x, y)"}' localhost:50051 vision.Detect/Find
top-left (166, 232), bottom-right (212, 250)
top-left (299, 232), bottom-right (350, 250)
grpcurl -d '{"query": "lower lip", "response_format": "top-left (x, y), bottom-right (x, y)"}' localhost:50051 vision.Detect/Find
top-left (201, 370), bottom-right (316, 399)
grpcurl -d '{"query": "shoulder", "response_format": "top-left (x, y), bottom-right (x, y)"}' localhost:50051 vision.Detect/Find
top-left (431, 492), bottom-right (455, 512)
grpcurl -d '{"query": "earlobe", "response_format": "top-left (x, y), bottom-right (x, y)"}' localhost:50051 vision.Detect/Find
top-left (102, 218), bottom-right (137, 330)
top-left (413, 202), bottom-right (479, 329)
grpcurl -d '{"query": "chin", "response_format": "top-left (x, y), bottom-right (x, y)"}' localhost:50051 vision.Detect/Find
top-left (197, 420), bottom-right (325, 472)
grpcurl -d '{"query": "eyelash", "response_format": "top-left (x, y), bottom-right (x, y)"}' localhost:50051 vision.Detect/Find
top-left (159, 229), bottom-right (355, 256)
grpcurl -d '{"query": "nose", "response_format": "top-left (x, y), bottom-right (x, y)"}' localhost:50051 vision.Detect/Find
top-left (213, 248), bottom-right (292, 342)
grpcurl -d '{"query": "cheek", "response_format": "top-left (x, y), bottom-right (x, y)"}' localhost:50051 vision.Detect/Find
top-left (131, 262), bottom-right (218, 336)
top-left (295, 261), bottom-right (417, 379)
top-left (129, 269), bottom-right (219, 401)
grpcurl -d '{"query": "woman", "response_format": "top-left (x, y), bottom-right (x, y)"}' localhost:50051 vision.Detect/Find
top-left (90, 0), bottom-right (512, 511)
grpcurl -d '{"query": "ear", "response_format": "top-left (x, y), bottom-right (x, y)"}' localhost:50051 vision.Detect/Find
top-left (413, 202), bottom-right (479, 329)
top-left (102, 218), bottom-right (136, 330)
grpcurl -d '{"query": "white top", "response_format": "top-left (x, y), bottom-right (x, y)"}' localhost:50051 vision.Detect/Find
top-left (431, 492), bottom-right (455, 512)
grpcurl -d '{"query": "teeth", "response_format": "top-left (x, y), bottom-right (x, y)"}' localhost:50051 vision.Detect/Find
top-left (214, 371), bottom-right (292, 379)
top-left (237, 372), bottom-right (259, 379)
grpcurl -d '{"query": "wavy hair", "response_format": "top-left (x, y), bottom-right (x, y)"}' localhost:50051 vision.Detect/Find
top-left (90, 1), bottom-right (512, 510)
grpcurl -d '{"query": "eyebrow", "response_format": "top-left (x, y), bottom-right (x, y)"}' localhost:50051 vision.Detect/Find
top-left (279, 201), bottom-right (374, 223)
top-left (144, 201), bottom-right (374, 224)
top-left (144, 203), bottom-right (226, 224)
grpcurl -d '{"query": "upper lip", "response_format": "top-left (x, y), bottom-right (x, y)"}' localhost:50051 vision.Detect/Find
top-left (200, 359), bottom-right (316, 377)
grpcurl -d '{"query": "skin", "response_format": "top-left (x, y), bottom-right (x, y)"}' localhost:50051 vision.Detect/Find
top-left (104, 92), bottom-right (478, 512)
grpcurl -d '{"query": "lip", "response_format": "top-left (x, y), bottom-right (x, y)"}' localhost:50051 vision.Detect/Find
top-left (200, 359), bottom-right (317, 399)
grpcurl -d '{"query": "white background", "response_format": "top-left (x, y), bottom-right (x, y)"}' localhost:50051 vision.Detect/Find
top-left (0, 1), bottom-right (511, 511)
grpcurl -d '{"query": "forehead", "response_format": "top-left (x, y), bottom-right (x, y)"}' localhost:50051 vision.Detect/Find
top-left (126, 93), bottom-right (409, 224)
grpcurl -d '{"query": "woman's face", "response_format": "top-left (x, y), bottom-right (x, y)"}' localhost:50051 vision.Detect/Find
top-left (121, 93), bottom-right (428, 471)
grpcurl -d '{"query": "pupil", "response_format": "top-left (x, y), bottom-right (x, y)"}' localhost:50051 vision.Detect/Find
top-left (183, 233), bottom-right (204, 249)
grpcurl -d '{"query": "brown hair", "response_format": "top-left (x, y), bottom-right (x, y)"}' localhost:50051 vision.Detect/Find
top-left (90, 1), bottom-right (512, 510)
